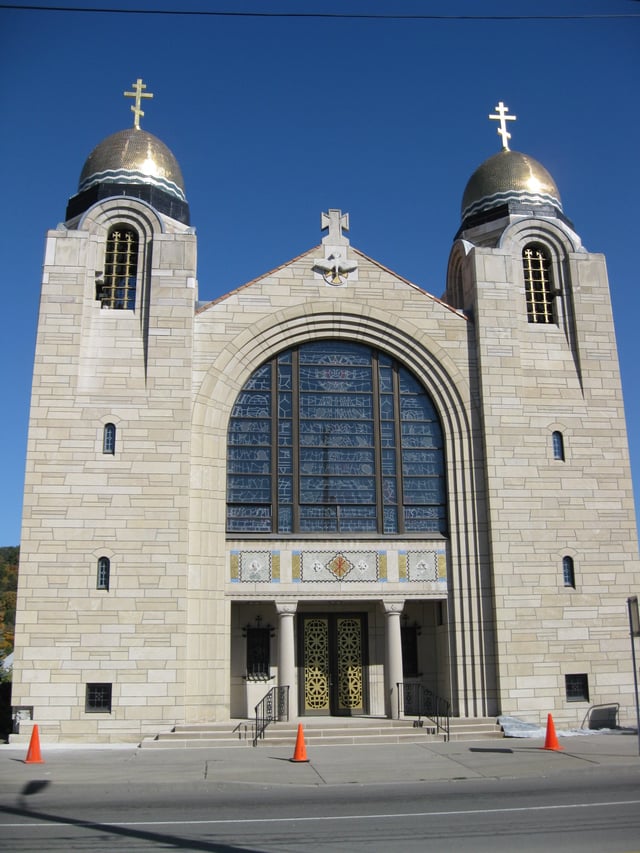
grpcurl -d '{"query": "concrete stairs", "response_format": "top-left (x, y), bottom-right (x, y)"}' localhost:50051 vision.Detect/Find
top-left (139, 716), bottom-right (504, 749)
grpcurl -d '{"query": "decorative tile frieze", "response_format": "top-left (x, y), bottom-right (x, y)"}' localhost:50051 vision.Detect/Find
top-left (232, 551), bottom-right (273, 583)
top-left (399, 549), bottom-right (447, 584)
top-left (298, 550), bottom-right (379, 582)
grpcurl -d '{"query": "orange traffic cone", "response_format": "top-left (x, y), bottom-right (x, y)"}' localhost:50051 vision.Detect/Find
top-left (542, 713), bottom-right (564, 751)
top-left (24, 725), bottom-right (44, 764)
top-left (290, 723), bottom-right (309, 763)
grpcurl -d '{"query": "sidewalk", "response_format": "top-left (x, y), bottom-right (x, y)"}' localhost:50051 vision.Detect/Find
top-left (1, 731), bottom-right (639, 791)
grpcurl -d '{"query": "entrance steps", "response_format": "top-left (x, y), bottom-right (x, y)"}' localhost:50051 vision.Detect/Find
top-left (140, 716), bottom-right (504, 749)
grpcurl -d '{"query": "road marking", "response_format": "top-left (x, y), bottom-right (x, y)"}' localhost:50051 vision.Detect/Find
top-left (3, 798), bottom-right (640, 829)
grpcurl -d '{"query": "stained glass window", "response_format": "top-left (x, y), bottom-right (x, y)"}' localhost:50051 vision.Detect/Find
top-left (97, 227), bottom-right (139, 310)
top-left (227, 341), bottom-right (447, 535)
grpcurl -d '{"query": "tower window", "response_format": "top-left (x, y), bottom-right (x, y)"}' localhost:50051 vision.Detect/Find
top-left (226, 341), bottom-right (447, 536)
top-left (97, 557), bottom-right (110, 590)
top-left (103, 423), bottom-right (116, 454)
top-left (565, 673), bottom-right (589, 702)
top-left (552, 430), bottom-right (565, 461)
top-left (85, 683), bottom-right (112, 713)
top-left (97, 227), bottom-right (138, 309)
top-left (523, 245), bottom-right (555, 324)
top-left (562, 556), bottom-right (575, 588)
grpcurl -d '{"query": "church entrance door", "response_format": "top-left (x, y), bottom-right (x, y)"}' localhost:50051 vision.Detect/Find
top-left (299, 613), bottom-right (368, 716)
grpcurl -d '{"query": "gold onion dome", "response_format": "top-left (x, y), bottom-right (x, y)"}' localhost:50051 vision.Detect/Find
top-left (461, 149), bottom-right (562, 222)
top-left (78, 127), bottom-right (186, 203)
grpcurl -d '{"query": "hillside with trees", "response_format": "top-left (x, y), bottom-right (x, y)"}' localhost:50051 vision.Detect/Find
top-left (0, 546), bottom-right (18, 666)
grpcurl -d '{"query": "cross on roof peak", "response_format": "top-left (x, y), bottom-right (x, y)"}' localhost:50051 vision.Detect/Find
top-left (321, 209), bottom-right (350, 246)
top-left (489, 101), bottom-right (517, 151)
top-left (124, 78), bottom-right (154, 130)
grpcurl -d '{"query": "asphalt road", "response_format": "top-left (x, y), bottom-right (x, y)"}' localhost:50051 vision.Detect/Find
top-left (2, 767), bottom-right (640, 852)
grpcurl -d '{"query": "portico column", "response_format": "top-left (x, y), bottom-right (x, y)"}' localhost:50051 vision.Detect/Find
top-left (275, 602), bottom-right (298, 719)
top-left (383, 600), bottom-right (405, 719)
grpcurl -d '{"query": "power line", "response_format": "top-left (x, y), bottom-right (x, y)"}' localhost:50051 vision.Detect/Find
top-left (0, 4), bottom-right (638, 20)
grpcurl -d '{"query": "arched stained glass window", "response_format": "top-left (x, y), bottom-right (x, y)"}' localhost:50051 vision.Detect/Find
top-left (97, 226), bottom-right (138, 310)
top-left (523, 244), bottom-right (555, 324)
top-left (97, 556), bottom-right (110, 590)
top-left (226, 341), bottom-right (447, 535)
top-left (103, 423), bottom-right (116, 455)
top-left (552, 430), bottom-right (565, 461)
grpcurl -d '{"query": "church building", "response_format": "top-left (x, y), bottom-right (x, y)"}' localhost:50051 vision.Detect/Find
top-left (11, 84), bottom-right (640, 741)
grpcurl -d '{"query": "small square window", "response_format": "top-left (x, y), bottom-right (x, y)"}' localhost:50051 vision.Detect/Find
top-left (86, 683), bottom-right (112, 713)
top-left (565, 673), bottom-right (589, 702)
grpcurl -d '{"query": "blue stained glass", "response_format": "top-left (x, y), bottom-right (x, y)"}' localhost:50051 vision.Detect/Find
top-left (279, 392), bottom-right (292, 418)
top-left (381, 422), bottom-right (396, 448)
top-left (244, 364), bottom-right (272, 390)
top-left (231, 392), bottom-right (271, 418)
top-left (382, 450), bottom-right (396, 476)
top-left (380, 394), bottom-right (394, 420)
top-left (300, 341), bottom-right (371, 366)
top-left (300, 476), bottom-right (375, 504)
top-left (278, 364), bottom-right (292, 391)
top-left (278, 476), bottom-right (292, 501)
top-left (382, 477), bottom-right (397, 502)
top-left (299, 365), bottom-right (372, 393)
top-left (278, 447), bottom-right (292, 474)
top-left (278, 506), bottom-right (292, 533)
top-left (227, 341), bottom-right (447, 535)
top-left (383, 506), bottom-right (398, 534)
top-left (379, 367), bottom-right (393, 392)
top-left (398, 369), bottom-right (424, 395)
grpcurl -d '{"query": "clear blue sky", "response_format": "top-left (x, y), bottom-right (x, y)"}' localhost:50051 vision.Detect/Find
top-left (0, 1), bottom-right (638, 546)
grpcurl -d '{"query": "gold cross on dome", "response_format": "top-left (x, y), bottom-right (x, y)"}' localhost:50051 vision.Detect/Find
top-left (489, 101), bottom-right (517, 151)
top-left (124, 78), bottom-right (154, 129)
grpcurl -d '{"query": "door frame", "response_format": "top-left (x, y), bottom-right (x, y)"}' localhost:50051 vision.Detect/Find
top-left (297, 611), bottom-right (369, 716)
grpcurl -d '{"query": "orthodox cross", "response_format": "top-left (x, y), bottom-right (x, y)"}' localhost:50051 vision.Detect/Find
top-left (321, 209), bottom-right (350, 245)
top-left (489, 101), bottom-right (517, 151)
top-left (124, 78), bottom-right (154, 129)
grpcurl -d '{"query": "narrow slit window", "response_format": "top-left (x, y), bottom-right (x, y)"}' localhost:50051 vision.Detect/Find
top-left (523, 245), bottom-right (555, 324)
top-left (103, 423), bottom-right (116, 455)
top-left (552, 430), bottom-right (565, 461)
top-left (562, 555), bottom-right (575, 588)
top-left (97, 227), bottom-right (138, 309)
top-left (97, 557), bottom-right (110, 590)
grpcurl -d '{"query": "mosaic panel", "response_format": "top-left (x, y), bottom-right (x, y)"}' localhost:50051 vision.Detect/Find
top-left (237, 551), bottom-right (272, 583)
top-left (300, 550), bottom-right (379, 582)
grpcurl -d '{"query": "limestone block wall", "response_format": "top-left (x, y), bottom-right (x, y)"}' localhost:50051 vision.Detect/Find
top-left (465, 217), bottom-right (640, 726)
top-left (12, 201), bottom-right (197, 741)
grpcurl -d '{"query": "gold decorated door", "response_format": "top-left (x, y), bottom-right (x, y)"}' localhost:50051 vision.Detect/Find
top-left (300, 614), bottom-right (367, 716)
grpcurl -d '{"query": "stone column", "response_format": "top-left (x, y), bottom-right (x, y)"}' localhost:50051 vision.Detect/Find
top-left (383, 600), bottom-right (405, 719)
top-left (276, 602), bottom-right (298, 720)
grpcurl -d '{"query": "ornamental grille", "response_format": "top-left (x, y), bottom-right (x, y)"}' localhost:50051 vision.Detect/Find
top-left (523, 246), bottom-right (555, 324)
top-left (98, 227), bottom-right (138, 309)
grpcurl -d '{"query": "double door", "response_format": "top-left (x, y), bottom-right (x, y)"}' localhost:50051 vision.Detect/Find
top-left (300, 613), bottom-right (367, 715)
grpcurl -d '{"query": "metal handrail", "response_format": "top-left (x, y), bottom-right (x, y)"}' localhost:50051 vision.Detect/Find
top-left (253, 685), bottom-right (289, 747)
top-left (397, 681), bottom-right (451, 741)
top-left (231, 720), bottom-right (255, 741)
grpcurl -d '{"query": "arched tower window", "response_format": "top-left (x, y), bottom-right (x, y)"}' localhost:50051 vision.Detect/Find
top-left (97, 557), bottom-right (110, 590)
top-left (523, 244), bottom-right (555, 324)
top-left (97, 226), bottom-right (139, 309)
top-left (103, 423), bottom-right (116, 454)
top-left (552, 430), bottom-right (565, 461)
top-left (562, 556), bottom-right (575, 588)
top-left (226, 340), bottom-right (447, 536)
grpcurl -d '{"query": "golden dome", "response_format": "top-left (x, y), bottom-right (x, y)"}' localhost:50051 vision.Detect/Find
top-left (461, 149), bottom-right (561, 222)
top-left (78, 127), bottom-right (186, 202)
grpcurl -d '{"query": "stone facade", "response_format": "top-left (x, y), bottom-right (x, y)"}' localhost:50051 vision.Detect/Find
top-left (10, 123), bottom-right (640, 742)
